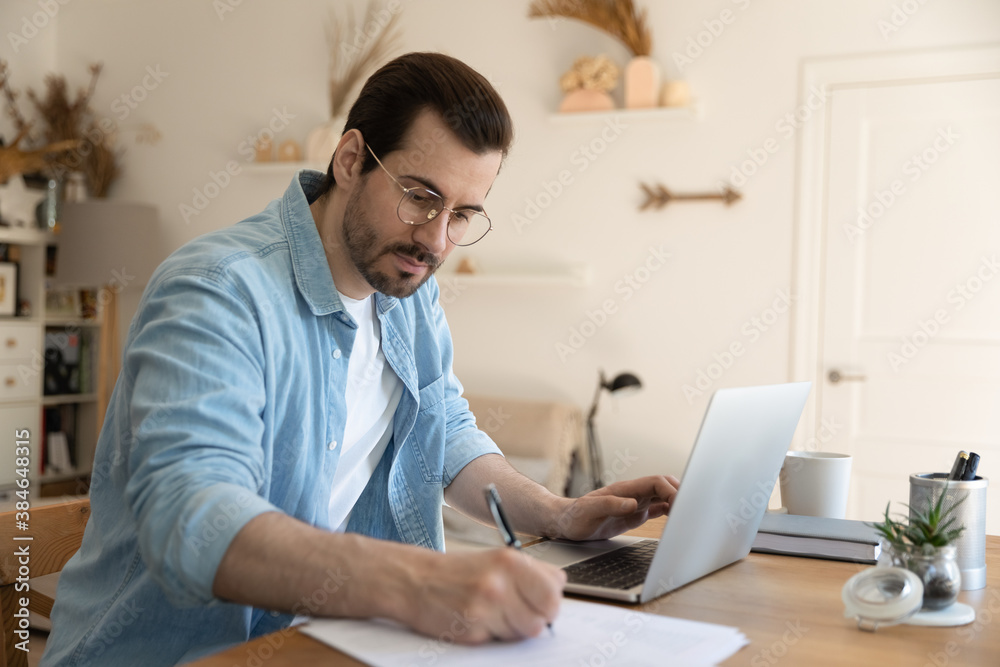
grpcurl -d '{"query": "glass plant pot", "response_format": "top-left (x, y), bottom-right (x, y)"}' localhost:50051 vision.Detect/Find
top-left (889, 544), bottom-right (961, 610)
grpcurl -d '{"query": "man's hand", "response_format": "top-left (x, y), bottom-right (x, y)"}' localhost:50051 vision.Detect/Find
top-left (404, 548), bottom-right (566, 643)
top-left (550, 475), bottom-right (680, 542)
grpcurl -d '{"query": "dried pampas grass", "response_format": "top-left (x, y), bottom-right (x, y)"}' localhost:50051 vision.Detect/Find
top-left (1, 60), bottom-right (121, 197)
top-left (326, 0), bottom-right (402, 119)
top-left (529, 0), bottom-right (652, 57)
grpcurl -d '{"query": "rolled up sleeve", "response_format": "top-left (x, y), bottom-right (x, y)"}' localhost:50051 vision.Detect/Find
top-left (122, 269), bottom-right (280, 607)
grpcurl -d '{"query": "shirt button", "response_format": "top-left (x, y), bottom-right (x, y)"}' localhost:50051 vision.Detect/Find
top-left (332, 349), bottom-right (342, 359)
top-left (328, 440), bottom-right (338, 450)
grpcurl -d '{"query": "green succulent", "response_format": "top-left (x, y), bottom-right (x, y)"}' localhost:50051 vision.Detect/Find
top-left (869, 489), bottom-right (966, 556)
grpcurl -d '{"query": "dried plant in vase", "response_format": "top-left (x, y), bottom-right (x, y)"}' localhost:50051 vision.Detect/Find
top-left (558, 55), bottom-right (619, 112)
top-left (529, 0), bottom-right (660, 109)
top-left (305, 0), bottom-right (402, 164)
top-left (0, 60), bottom-right (121, 197)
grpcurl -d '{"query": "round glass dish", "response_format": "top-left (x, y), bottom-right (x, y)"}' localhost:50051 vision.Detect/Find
top-left (842, 567), bottom-right (924, 631)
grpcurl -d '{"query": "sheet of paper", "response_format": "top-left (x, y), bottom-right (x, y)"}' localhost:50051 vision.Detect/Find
top-left (300, 598), bottom-right (748, 667)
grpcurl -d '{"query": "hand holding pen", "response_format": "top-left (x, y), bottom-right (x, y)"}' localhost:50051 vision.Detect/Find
top-left (485, 483), bottom-right (556, 635)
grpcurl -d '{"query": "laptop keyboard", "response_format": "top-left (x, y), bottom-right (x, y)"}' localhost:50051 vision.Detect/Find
top-left (563, 539), bottom-right (659, 590)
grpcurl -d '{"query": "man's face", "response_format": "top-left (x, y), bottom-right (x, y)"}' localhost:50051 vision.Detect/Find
top-left (341, 110), bottom-right (502, 299)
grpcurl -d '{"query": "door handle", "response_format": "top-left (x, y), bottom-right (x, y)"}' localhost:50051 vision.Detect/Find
top-left (828, 369), bottom-right (867, 384)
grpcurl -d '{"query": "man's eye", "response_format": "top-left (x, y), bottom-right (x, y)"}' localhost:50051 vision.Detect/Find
top-left (407, 190), bottom-right (436, 206)
top-left (452, 211), bottom-right (472, 223)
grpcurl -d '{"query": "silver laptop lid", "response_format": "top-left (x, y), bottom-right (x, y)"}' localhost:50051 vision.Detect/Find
top-left (640, 381), bottom-right (811, 602)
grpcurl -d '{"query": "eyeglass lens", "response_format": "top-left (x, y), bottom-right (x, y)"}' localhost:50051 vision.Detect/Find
top-left (398, 188), bottom-right (491, 246)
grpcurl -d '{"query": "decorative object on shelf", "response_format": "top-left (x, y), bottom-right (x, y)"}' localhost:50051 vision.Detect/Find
top-left (277, 139), bottom-right (302, 162)
top-left (254, 136), bottom-right (273, 162)
top-left (624, 55), bottom-right (659, 109)
top-left (0, 60), bottom-right (121, 197)
top-left (0, 261), bottom-right (17, 316)
top-left (869, 490), bottom-right (967, 611)
top-left (660, 80), bottom-right (691, 108)
top-left (0, 126), bottom-right (80, 185)
top-left (134, 123), bottom-right (163, 146)
top-left (78, 287), bottom-right (98, 320)
top-left (0, 174), bottom-right (47, 227)
top-left (64, 171), bottom-right (88, 202)
top-left (586, 370), bottom-right (642, 490)
top-left (639, 182), bottom-right (742, 210)
top-left (558, 55), bottom-right (619, 113)
top-left (454, 257), bottom-right (480, 275)
top-left (529, 0), bottom-right (658, 109)
top-left (35, 176), bottom-right (62, 231)
top-left (305, 0), bottom-right (402, 165)
top-left (46, 285), bottom-right (81, 319)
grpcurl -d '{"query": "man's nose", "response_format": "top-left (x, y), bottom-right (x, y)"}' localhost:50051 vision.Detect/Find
top-left (412, 212), bottom-right (451, 255)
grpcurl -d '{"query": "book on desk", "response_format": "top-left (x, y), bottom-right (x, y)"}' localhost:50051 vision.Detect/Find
top-left (751, 512), bottom-right (881, 564)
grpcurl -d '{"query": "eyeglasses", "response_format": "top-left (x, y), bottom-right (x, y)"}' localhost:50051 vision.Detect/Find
top-left (365, 144), bottom-right (493, 247)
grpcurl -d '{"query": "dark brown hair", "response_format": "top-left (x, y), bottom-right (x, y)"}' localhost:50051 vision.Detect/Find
top-left (315, 52), bottom-right (514, 198)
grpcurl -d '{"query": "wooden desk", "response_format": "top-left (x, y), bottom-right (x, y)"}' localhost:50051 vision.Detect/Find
top-left (190, 519), bottom-right (1000, 666)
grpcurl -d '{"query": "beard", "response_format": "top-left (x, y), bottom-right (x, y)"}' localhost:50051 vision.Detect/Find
top-left (341, 183), bottom-right (443, 298)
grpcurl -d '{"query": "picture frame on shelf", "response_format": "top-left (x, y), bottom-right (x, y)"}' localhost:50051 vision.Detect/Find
top-left (0, 262), bottom-right (17, 316)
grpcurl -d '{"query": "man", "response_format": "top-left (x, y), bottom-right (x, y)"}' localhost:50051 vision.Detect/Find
top-left (42, 52), bottom-right (678, 665)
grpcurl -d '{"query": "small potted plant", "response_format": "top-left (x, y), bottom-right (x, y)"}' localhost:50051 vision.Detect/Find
top-left (869, 491), bottom-right (966, 610)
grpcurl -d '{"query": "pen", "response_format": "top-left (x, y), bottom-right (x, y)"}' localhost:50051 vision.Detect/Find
top-left (948, 451), bottom-right (969, 481)
top-left (484, 483), bottom-right (553, 635)
top-left (962, 452), bottom-right (980, 481)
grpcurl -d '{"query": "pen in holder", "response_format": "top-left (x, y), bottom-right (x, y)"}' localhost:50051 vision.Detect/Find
top-left (909, 473), bottom-right (988, 591)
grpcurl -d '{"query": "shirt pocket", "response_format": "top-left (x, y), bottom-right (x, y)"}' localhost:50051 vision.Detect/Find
top-left (408, 374), bottom-right (445, 484)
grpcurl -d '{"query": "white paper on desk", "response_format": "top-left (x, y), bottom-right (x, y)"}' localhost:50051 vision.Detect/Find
top-left (300, 598), bottom-right (748, 667)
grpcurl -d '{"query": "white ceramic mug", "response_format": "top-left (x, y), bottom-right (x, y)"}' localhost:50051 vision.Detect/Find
top-left (779, 451), bottom-right (852, 518)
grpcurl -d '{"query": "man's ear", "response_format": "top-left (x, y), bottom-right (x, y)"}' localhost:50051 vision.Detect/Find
top-left (331, 129), bottom-right (366, 187)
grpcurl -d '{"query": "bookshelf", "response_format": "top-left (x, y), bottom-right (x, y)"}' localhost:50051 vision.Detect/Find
top-left (0, 225), bottom-right (103, 496)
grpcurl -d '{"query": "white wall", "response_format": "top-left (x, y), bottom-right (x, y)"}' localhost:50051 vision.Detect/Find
top-left (3, 0), bottom-right (998, 484)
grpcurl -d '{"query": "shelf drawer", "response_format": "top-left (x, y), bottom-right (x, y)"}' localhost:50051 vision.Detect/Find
top-left (0, 322), bottom-right (41, 361)
top-left (0, 361), bottom-right (41, 400)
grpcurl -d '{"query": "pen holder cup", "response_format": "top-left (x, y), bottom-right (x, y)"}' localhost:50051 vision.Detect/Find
top-left (909, 473), bottom-right (988, 591)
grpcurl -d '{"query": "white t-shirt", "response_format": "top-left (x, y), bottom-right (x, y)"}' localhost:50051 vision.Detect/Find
top-left (327, 291), bottom-right (404, 532)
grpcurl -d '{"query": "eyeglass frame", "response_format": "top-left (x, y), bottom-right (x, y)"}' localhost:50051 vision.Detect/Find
top-left (364, 143), bottom-right (493, 247)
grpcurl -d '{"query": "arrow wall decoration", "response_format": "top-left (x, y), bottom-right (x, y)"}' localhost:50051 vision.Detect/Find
top-left (639, 182), bottom-right (742, 211)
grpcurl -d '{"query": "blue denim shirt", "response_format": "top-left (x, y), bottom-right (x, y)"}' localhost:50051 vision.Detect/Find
top-left (41, 171), bottom-right (501, 666)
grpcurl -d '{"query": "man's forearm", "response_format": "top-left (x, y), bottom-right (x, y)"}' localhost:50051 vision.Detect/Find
top-left (443, 454), bottom-right (570, 538)
top-left (212, 511), bottom-right (425, 621)
top-left (212, 507), bottom-right (567, 643)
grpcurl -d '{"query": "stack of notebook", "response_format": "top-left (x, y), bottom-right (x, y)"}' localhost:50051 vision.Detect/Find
top-left (751, 512), bottom-right (882, 564)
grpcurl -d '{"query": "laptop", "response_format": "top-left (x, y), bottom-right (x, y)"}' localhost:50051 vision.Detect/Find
top-left (524, 381), bottom-right (811, 603)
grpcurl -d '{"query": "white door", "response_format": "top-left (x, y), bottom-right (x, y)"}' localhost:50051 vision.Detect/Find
top-left (814, 65), bottom-right (1000, 532)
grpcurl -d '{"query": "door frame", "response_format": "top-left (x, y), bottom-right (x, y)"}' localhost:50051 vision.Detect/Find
top-left (789, 43), bottom-right (1000, 446)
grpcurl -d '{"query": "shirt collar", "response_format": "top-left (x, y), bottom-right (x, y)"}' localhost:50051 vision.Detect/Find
top-left (281, 170), bottom-right (398, 317)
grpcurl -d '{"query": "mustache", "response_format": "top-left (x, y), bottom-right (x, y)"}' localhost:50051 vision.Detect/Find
top-left (387, 243), bottom-right (442, 269)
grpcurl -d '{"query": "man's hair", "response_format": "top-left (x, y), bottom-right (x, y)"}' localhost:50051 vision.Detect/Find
top-left (315, 52), bottom-right (513, 198)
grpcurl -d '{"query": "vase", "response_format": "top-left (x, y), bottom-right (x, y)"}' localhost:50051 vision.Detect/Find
top-left (305, 116), bottom-right (347, 166)
top-left (889, 544), bottom-right (961, 610)
top-left (624, 56), bottom-right (660, 109)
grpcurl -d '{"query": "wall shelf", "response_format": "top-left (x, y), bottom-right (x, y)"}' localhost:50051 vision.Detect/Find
top-left (243, 162), bottom-right (326, 174)
top-left (44, 318), bottom-right (102, 328)
top-left (548, 103), bottom-right (704, 123)
top-left (0, 227), bottom-right (57, 245)
top-left (39, 468), bottom-right (91, 484)
top-left (436, 265), bottom-right (592, 289)
top-left (43, 393), bottom-right (98, 407)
